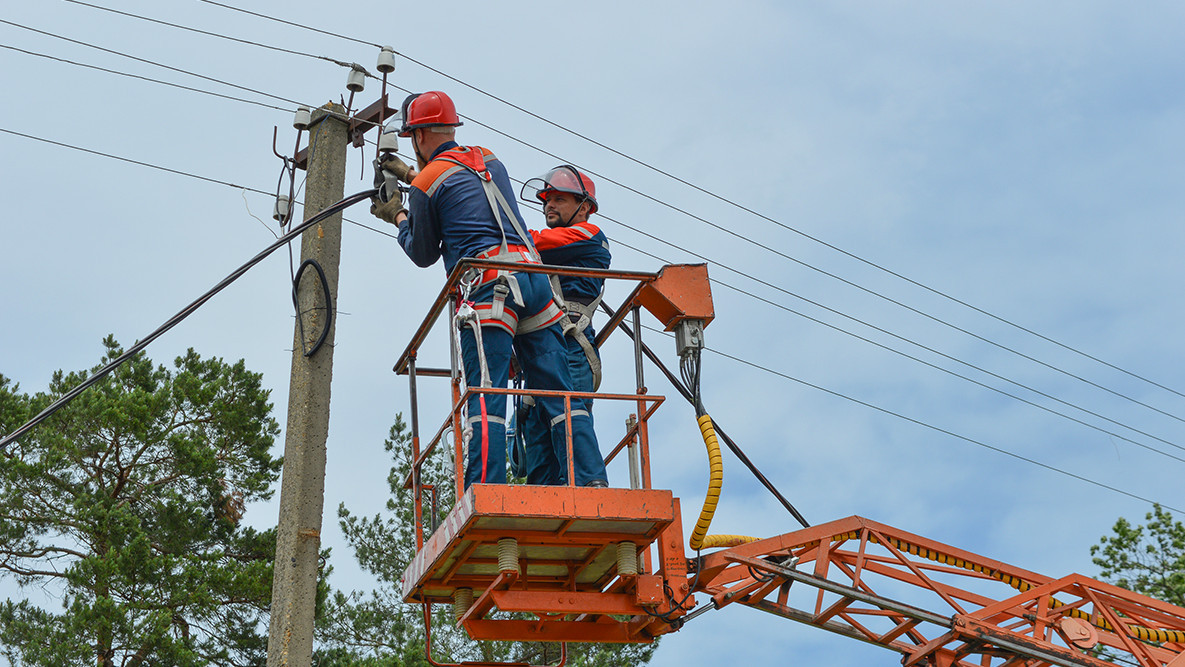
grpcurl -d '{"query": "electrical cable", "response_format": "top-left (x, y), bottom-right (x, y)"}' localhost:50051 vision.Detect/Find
top-left (10, 12), bottom-right (1180, 442)
top-left (517, 188), bottom-right (1185, 462)
top-left (92, 0), bottom-right (1185, 449)
top-left (10, 118), bottom-right (1169, 514)
top-left (201, 0), bottom-right (1185, 412)
top-left (466, 113), bottom-right (1185, 427)
top-left (602, 302), bottom-right (811, 529)
top-left (8, 114), bottom-right (1180, 487)
top-left (597, 232), bottom-right (1185, 464)
top-left (0, 43), bottom-right (289, 112)
top-left (11, 14), bottom-right (1185, 495)
top-left (64, 0), bottom-right (376, 76)
top-left (0, 126), bottom-right (397, 241)
top-left (292, 258), bottom-right (333, 357)
top-left (355, 24), bottom-right (1185, 407)
top-left (658, 327), bottom-right (1185, 515)
top-left (0, 188), bottom-right (377, 451)
top-left (0, 18), bottom-right (307, 110)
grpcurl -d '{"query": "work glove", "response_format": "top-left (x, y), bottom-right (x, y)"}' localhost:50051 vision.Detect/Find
top-left (370, 195), bottom-right (406, 225)
top-left (371, 155), bottom-right (408, 225)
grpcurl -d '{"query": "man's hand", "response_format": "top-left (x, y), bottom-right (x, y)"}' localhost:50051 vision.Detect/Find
top-left (370, 196), bottom-right (406, 225)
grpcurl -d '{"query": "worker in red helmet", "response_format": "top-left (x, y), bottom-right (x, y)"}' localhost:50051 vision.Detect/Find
top-left (511, 166), bottom-right (610, 487)
top-left (371, 92), bottom-right (599, 489)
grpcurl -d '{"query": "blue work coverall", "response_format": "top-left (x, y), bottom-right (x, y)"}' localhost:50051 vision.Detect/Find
top-left (397, 141), bottom-right (595, 488)
top-left (518, 221), bottom-right (611, 486)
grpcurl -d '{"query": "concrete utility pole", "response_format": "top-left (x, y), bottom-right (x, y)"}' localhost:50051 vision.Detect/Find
top-left (267, 102), bottom-right (348, 667)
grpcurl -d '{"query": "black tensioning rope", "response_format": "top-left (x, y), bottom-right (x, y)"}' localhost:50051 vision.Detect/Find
top-left (0, 188), bottom-right (376, 450)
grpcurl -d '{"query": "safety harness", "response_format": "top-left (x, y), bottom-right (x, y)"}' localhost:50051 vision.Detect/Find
top-left (542, 222), bottom-right (609, 391)
top-left (419, 146), bottom-right (574, 482)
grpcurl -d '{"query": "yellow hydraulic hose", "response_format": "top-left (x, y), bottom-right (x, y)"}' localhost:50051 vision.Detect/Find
top-left (701, 534), bottom-right (761, 549)
top-left (688, 414), bottom-right (725, 551)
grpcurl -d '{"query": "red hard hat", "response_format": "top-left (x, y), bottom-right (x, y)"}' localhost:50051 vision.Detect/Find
top-left (522, 165), bottom-right (598, 214)
top-left (398, 91), bottom-right (463, 137)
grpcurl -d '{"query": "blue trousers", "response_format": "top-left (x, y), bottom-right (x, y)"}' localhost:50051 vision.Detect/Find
top-left (520, 323), bottom-right (608, 486)
top-left (459, 274), bottom-right (596, 488)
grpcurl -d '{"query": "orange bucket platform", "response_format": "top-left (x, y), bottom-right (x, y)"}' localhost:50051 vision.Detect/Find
top-left (401, 483), bottom-right (686, 643)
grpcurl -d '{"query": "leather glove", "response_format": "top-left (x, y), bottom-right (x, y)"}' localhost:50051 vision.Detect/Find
top-left (370, 196), bottom-right (406, 225)
top-left (372, 156), bottom-right (408, 204)
top-left (377, 154), bottom-right (412, 183)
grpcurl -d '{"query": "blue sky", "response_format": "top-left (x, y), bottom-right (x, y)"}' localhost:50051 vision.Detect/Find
top-left (2, 1), bottom-right (1184, 665)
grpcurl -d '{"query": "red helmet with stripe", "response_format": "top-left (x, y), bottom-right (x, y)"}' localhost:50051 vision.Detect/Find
top-left (522, 165), bottom-right (598, 214)
top-left (398, 91), bottom-right (463, 137)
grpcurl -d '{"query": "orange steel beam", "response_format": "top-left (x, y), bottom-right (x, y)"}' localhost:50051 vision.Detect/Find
top-left (690, 515), bottom-right (1185, 667)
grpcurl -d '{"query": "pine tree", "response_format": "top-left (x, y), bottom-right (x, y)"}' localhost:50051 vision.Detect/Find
top-left (1091, 504), bottom-right (1185, 607)
top-left (0, 336), bottom-right (282, 666)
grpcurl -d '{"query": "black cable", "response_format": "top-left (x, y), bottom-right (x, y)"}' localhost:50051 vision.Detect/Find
top-left (0, 18), bottom-right (306, 110)
top-left (597, 232), bottom-right (1185, 463)
top-left (0, 126), bottom-right (398, 241)
top-left (64, 0), bottom-right (374, 75)
top-left (0, 188), bottom-right (377, 451)
top-left (292, 258), bottom-right (333, 357)
top-left (602, 303), bottom-right (811, 528)
top-left (11, 10), bottom-right (1180, 444)
top-left (0, 43), bottom-right (289, 112)
top-left (197, 0), bottom-right (378, 48)
top-left (515, 181), bottom-right (1185, 464)
top-left (471, 111), bottom-right (1185, 427)
top-left (663, 328), bottom-right (1185, 515)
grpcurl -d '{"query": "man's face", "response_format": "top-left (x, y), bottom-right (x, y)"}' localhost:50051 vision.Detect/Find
top-left (543, 191), bottom-right (585, 228)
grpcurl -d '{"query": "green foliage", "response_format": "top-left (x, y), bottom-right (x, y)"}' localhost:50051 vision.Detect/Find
top-left (0, 336), bottom-right (282, 666)
top-left (317, 416), bottom-right (657, 667)
top-left (1091, 504), bottom-right (1185, 607)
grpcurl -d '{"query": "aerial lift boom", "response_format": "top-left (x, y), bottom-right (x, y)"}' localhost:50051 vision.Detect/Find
top-left (393, 260), bottom-right (1185, 667)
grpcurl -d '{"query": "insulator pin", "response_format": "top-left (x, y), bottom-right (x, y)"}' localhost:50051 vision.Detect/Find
top-left (378, 125), bottom-right (399, 153)
top-left (273, 194), bottom-right (291, 223)
top-left (376, 46), bottom-right (396, 73)
top-left (293, 106), bottom-right (311, 130)
top-left (346, 66), bottom-right (366, 93)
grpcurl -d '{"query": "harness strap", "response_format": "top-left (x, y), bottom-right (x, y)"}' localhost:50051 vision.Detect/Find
top-left (554, 290), bottom-right (605, 390)
top-left (517, 301), bottom-right (566, 334)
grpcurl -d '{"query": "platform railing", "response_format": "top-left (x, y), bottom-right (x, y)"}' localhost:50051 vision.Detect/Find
top-left (392, 259), bottom-right (670, 550)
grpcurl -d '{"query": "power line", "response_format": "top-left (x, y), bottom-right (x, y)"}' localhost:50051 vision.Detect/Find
top-left (611, 234), bottom-right (1185, 464)
top-left (675, 330), bottom-right (1184, 515)
top-left (63, 0), bottom-right (377, 77)
top-left (3, 119), bottom-right (1175, 514)
top-left (465, 114), bottom-right (1185, 427)
top-left (184, 0), bottom-right (1185, 406)
top-left (0, 126), bottom-right (397, 240)
top-left (0, 18), bottom-right (306, 109)
top-left (0, 43), bottom-right (289, 112)
top-left (197, 0), bottom-right (378, 48)
top-left (8, 5), bottom-right (1179, 459)
top-left (40, 3), bottom-right (1184, 433)
top-left (9, 15), bottom-right (1180, 465)
top-left (515, 179), bottom-right (1185, 463)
